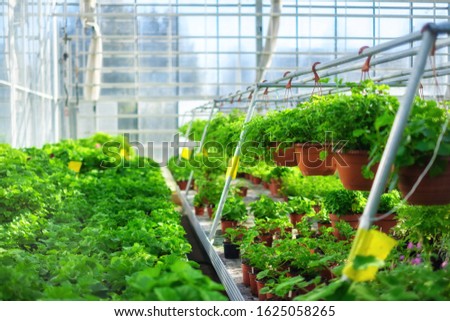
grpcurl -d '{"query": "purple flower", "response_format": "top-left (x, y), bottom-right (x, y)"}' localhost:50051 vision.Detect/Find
top-left (407, 242), bottom-right (414, 250)
top-left (399, 255), bottom-right (405, 261)
top-left (416, 242), bottom-right (422, 249)
top-left (411, 257), bottom-right (422, 265)
top-left (441, 260), bottom-right (448, 269)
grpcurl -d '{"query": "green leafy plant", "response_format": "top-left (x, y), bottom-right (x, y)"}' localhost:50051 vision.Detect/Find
top-left (220, 196), bottom-right (248, 222)
top-left (323, 189), bottom-right (367, 216)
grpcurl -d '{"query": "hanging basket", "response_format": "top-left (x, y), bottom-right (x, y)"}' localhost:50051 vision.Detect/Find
top-left (335, 150), bottom-right (378, 191)
top-left (398, 157), bottom-right (450, 205)
top-left (270, 142), bottom-right (298, 167)
top-left (294, 143), bottom-right (336, 176)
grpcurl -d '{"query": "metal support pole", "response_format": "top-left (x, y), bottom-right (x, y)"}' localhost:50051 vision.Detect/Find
top-left (358, 27), bottom-right (437, 232)
top-left (208, 85), bottom-right (259, 241)
top-left (185, 102), bottom-right (217, 196)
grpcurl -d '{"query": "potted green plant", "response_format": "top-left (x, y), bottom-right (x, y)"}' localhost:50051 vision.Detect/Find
top-left (219, 196), bottom-right (248, 233)
top-left (193, 193), bottom-right (205, 216)
top-left (266, 167), bottom-right (290, 197)
top-left (322, 81), bottom-right (399, 190)
top-left (167, 156), bottom-right (193, 189)
top-left (323, 189), bottom-right (366, 238)
top-left (393, 98), bottom-right (450, 205)
top-left (287, 196), bottom-right (316, 226)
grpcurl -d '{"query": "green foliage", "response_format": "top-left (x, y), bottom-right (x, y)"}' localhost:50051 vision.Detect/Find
top-left (249, 195), bottom-right (281, 220)
top-left (323, 189), bottom-right (367, 215)
top-left (0, 136), bottom-right (225, 301)
top-left (221, 196), bottom-right (248, 222)
top-left (122, 261), bottom-right (226, 301)
top-left (167, 156), bottom-right (192, 181)
top-left (395, 98), bottom-right (450, 174)
top-left (287, 196), bottom-right (316, 215)
top-left (179, 119), bottom-right (208, 141)
top-left (280, 168), bottom-right (343, 200)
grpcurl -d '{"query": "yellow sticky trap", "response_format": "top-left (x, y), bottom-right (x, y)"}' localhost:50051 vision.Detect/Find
top-left (181, 147), bottom-right (191, 160)
top-left (226, 156), bottom-right (240, 179)
top-left (120, 148), bottom-right (129, 160)
top-left (343, 229), bottom-right (397, 282)
top-left (68, 161), bottom-right (82, 173)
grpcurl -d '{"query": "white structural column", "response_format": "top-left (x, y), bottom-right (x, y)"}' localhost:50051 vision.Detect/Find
top-left (256, 0), bottom-right (282, 83)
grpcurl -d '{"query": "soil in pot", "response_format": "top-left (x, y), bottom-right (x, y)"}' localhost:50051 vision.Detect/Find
top-left (398, 158), bottom-right (450, 205)
top-left (270, 142), bottom-right (298, 167)
top-left (294, 143), bottom-right (336, 176)
top-left (335, 150), bottom-right (379, 191)
top-left (223, 241), bottom-right (240, 259)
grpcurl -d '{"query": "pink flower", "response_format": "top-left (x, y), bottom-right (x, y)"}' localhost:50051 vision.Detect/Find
top-left (407, 242), bottom-right (414, 250)
top-left (441, 260), bottom-right (448, 269)
top-left (411, 257), bottom-right (422, 265)
top-left (95, 143), bottom-right (101, 149)
top-left (399, 255), bottom-right (405, 261)
top-left (416, 242), bottom-right (422, 249)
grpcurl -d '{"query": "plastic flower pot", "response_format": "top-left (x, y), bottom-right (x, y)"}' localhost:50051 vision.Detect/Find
top-left (329, 213), bottom-right (361, 239)
top-left (372, 213), bottom-right (397, 233)
top-left (249, 269), bottom-right (259, 296)
top-left (398, 157), bottom-right (450, 205)
top-left (237, 186), bottom-right (248, 197)
top-left (335, 150), bottom-right (379, 191)
top-left (289, 213), bottom-right (305, 226)
top-left (220, 220), bottom-right (238, 234)
top-left (223, 241), bottom-right (240, 259)
top-left (194, 205), bottom-right (205, 216)
top-left (207, 204), bottom-right (215, 218)
top-left (251, 176), bottom-right (262, 185)
top-left (269, 178), bottom-right (281, 197)
top-left (256, 279), bottom-right (267, 301)
top-left (270, 142), bottom-right (298, 167)
top-left (294, 143), bottom-right (336, 176)
top-left (241, 261), bottom-right (251, 286)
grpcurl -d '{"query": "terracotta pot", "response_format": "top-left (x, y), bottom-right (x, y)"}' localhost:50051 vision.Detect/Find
top-left (249, 271), bottom-right (258, 296)
top-left (194, 205), bottom-right (205, 216)
top-left (263, 181), bottom-right (270, 190)
top-left (329, 213), bottom-right (361, 239)
top-left (256, 280), bottom-right (267, 301)
top-left (294, 143), bottom-right (336, 176)
top-left (221, 220), bottom-right (238, 234)
top-left (372, 213), bottom-right (397, 233)
top-left (207, 204), bottom-right (215, 218)
top-left (237, 186), bottom-right (248, 197)
top-left (270, 142), bottom-right (298, 167)
top-left (398, 158), bottom-right (450, 205)
top-left (335, 150), bottom-right (379, 191)
top-left (269, 178), bottom-right (282, 196)
top-left (177, 180), bottom-right (188, 190)
top-left (251, 176), bottom-right (262, 185)
top-left (223, 241), bottom-right (240, 259)
top-left (241, 262), bottom-right (251, 286)
top-left (245, 173), bottom-right (251, 180)
top-left (257, 233), bottom-right (273, 247)
top-left (289, 213), bottom-right (305, 226)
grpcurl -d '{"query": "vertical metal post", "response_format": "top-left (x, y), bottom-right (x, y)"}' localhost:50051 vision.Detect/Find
top-left (358, 28), bottom-right (437, 231)
top-left (208, 86), bottom-right (259, 241)
top-left (185, 102), bottom-right (217, 196)
top-left (256, 0), bottom-right (263, 72)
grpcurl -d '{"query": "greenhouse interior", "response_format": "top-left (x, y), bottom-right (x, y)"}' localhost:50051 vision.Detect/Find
top-left (1, 0), bottom-right (450, 302)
